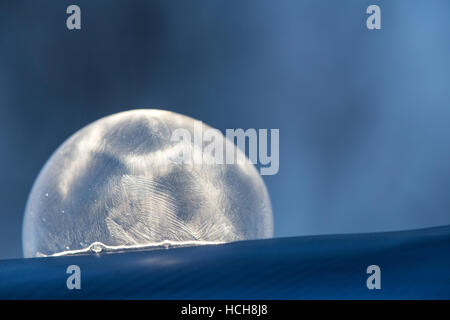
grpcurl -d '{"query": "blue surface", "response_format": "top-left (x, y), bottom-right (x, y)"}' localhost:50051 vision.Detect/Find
top-left (1, 225), bottom-right (449, 299)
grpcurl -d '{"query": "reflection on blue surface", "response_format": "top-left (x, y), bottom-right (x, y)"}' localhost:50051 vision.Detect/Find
top-left (1, 225), bottom-right (449, 299)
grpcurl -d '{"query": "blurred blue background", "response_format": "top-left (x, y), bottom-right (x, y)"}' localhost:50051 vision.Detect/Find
top-left (0, 0), bottom-right (449, 259)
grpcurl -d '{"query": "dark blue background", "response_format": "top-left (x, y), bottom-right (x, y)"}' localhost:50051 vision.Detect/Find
top-left (0, 1), bottom-right (450, 259)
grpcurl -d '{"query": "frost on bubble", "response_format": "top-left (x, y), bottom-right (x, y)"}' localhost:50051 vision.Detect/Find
top-left (22, 109), bottom-right (273, 257)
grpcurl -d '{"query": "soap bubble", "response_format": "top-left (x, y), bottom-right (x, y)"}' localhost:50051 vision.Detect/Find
top-left (22, 110), bottom-right (273, 257)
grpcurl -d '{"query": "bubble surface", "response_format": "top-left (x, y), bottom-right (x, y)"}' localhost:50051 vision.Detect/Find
top-left (23, 110), bottom-right (273, 257)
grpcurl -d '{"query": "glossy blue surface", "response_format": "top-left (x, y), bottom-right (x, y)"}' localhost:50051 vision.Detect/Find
top-left (1, 225), bottom-right (449, 299)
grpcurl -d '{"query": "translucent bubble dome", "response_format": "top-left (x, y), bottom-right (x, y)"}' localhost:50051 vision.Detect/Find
top-left (23, 110), bottom-right (273, 257)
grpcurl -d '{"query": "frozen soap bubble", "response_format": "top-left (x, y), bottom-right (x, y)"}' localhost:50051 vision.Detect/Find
top-left (23, 110), bottom-right (273, 257)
